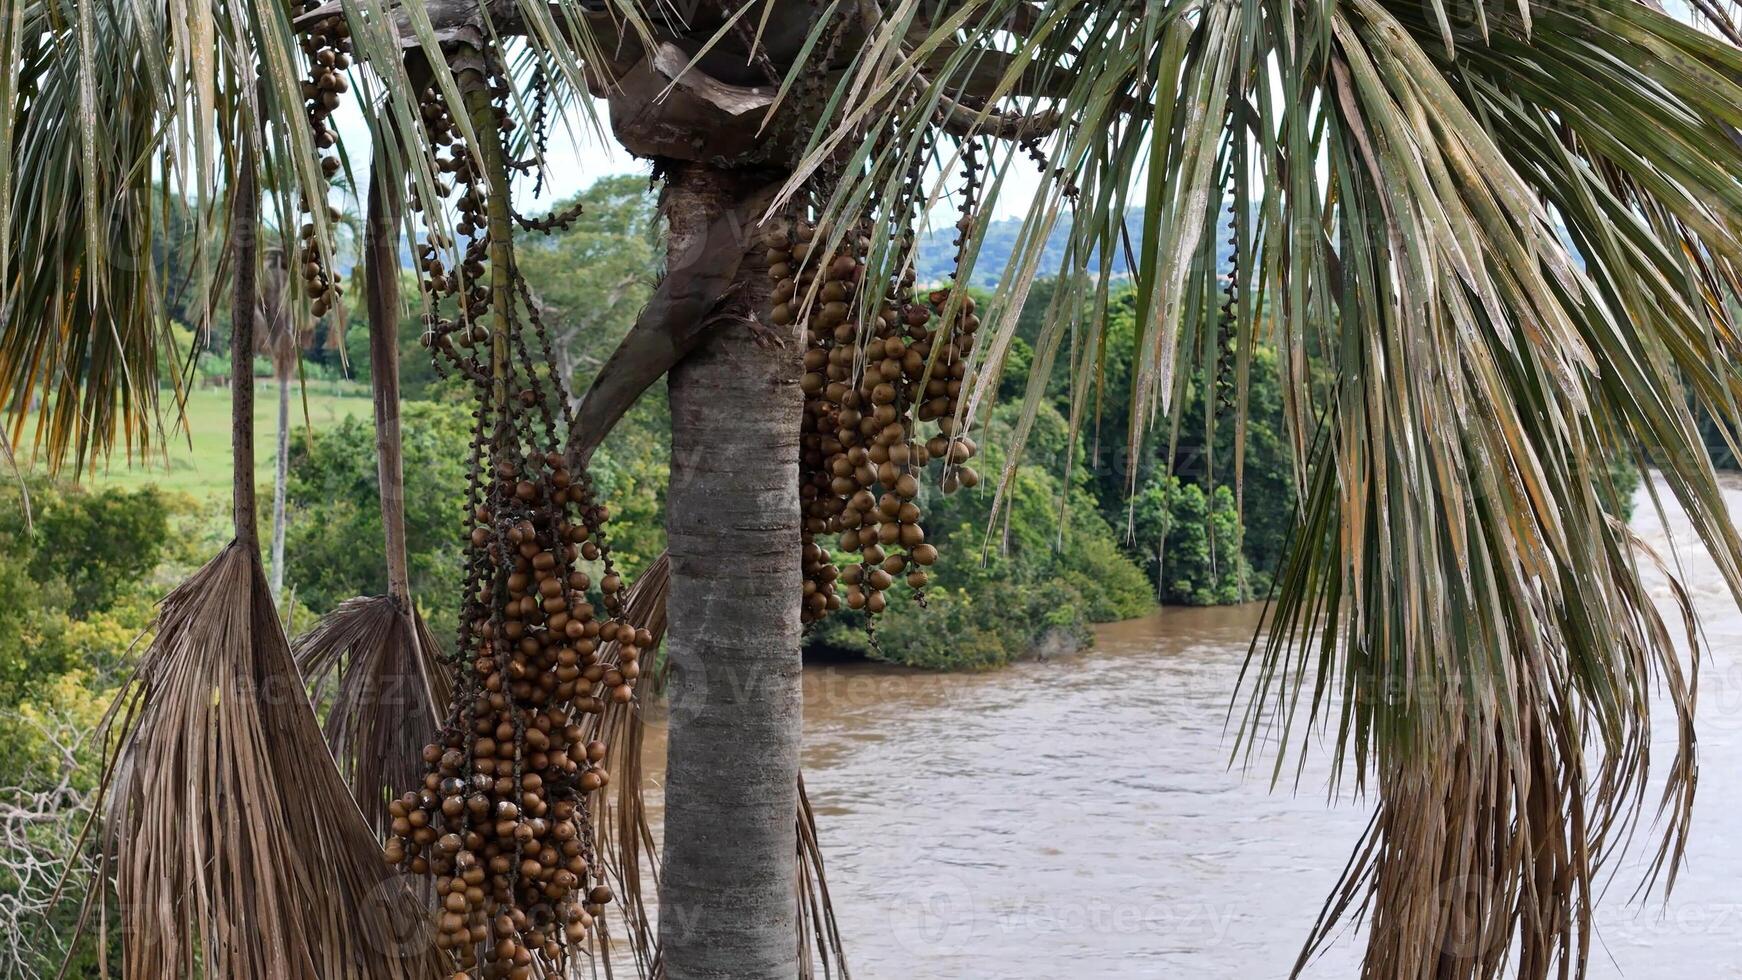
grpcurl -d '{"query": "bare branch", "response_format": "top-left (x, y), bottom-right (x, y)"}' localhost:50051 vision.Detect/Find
top-left (0, 710), bottom-right (97, 979)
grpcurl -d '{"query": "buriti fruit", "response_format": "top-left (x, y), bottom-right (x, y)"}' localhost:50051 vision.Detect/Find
top-left (779, 208), bottom-right (982, 629)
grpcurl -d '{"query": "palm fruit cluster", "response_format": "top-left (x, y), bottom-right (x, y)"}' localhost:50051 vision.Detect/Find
top-left (773, 217), bottom-right (982, 625)
top-left (413, 83), bottom-right (496, 373)
top-left (390, 68), bottom-right (631, 979)
top-left (919, 275), bottom-right (983, 495)
top-left (385, 436), bottom-right (632, 978)
top-left (294, 5), bottom-right (350, 318)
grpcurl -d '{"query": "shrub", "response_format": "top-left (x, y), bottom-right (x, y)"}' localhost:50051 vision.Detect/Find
top-left (27, 483), bottom-right (170, 615)
top-left (0, 481), bottom-right (170, 702)
top-left (809, 573), bottom-right (1093, 672)
top-left (1056, 530), bottom-right (1155, 621)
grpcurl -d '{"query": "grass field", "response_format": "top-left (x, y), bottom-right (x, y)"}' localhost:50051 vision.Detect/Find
top-left (80, 381), bottom-right (373, 497)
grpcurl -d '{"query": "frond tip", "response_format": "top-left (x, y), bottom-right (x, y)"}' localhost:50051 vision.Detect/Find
top-left (89, 543), bottom-right (446, 979)
top-left (295, 594), bottom-right (453, 840)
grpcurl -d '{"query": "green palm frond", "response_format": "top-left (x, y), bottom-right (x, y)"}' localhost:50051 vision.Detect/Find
top-left (2, 0), bottom-right (303, 472)
top-left (3, 0), bottom-right (178, 474)
top-left (781, 0), bottom-right (1742, 975)
top-left (2, 0), bottom-right (649, 475)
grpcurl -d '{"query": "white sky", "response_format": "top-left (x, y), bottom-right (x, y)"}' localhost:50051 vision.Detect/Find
top-left (327, 93), bottom-right (1049, 224)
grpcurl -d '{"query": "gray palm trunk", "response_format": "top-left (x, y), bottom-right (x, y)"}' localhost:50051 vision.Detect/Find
top-left (657, 165), bottom-right (804, 979)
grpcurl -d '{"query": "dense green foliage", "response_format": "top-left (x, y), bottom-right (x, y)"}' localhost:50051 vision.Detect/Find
top-left (0, 481), bottom-right (186, 978)
top-left (284, 401), bottom-right (474, 640)
top-left (0, 482), bottom-right (175, 698)
top-left (283, 393), bottom-right (672, 643)
top-left (808, 401), bottom-right (1154, 669)
top-left (515, 176), bottom-right (661, 388)
top-left (1130, 478), bottom-right (1248, 606)
top-left (984, 282), bottom-right (1293, 608)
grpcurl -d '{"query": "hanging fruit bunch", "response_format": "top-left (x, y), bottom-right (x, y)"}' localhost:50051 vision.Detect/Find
top-left (776, 146), bottom-right (986, 626)
top-left (410, 82), bottom-right (490, 369)
top-left (294, 2), bottom-right (350, 318)
top-left (381, 64), bottom-right (634, 980)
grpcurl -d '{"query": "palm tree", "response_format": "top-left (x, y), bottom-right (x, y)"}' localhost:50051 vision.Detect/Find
top-left (5, 2), bottom-right (1742, 979)
top-left (258, 242), bottom-right (317, 601)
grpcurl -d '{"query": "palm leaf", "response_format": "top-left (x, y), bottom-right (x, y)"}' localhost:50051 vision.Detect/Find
top-left (69, 130), bottom-right (444, 979)
top-left (3, 0), bottom-right (174, 474)
top-left (294, 596), bottom-right (452, 839)
top-left (96, 544), bottom-right (447, 979)
top-left (1, 0), bottom-right (657, 476)
top-left (777, 2), bottom-right (1742, 976)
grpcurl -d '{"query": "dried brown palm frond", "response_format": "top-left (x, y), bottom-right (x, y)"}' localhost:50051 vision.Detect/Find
top-left (1296, 520), bottom-right (1703, 979)
top-left (96, 543), bottom-right (446, 980)
top-left (62, 126), bottom-right (446, 980)
top-left (294, 595), bottom-right (452, 840)
top-left (795, 773), bottom-right (848, 980)
top-left (582, 550), bottom-right (667, 975)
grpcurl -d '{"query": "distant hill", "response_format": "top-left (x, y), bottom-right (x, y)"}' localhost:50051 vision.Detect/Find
top-left (410, 204), bottom-right (1232, 291)
top-left (913, 207), bottom-right (1238, 287)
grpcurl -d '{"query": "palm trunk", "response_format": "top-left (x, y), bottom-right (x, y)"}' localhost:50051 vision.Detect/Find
top-left (270, 370), bottom-right (289, 598)
top-left (658, 162), bottom-right (803, 979)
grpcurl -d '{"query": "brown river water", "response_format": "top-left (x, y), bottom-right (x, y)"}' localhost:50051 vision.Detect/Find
top-left (636, 474), bottom-right (1742, 978)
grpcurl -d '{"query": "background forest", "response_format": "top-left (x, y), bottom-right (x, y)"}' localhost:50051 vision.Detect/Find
top-left (0, 174), bottom-right (1665, 976)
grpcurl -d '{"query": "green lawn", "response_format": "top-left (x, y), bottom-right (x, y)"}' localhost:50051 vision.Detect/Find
top-left (82, 381), bottom-right (373, 497)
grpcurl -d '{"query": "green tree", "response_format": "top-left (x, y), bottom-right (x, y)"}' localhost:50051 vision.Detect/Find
top-left (1130, 476), bottom-right (1250, 606)
top-left (23, 483), bottom-right (169, 617)
top-left (0, 482), bottom-right (170, 701)
top-left (0, 485), bottom-right (163, 978)
top-left (284, 401), bottom-right (472, 639)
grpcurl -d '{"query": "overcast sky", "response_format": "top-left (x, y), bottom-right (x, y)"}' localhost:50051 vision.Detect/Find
top-left (327, 91), bottom-right (1049, 227)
